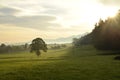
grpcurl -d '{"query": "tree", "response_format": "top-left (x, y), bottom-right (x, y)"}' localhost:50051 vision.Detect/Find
top-left (91, 10), bottom-right (120, 50)
top-left (24, 43), bottom-right (28, 50)
top-left (30, 38), bottom-right (47, 56)
top-left (72, 10), bottom-right (120, 50)
top-left (72, 33), bottom-right (93, 47)
top-left (0, 43), bottom-right (6, 53)
top-left (0, 43), bottom-right (6, 47)
top-left (72, 38), bottom-right (80, 47)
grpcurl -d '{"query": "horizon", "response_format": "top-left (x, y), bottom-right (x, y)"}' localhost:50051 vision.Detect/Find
top-left (0, 0), bottom-right (119, 43)
top-left (0, 34), bottom-right (81, 45)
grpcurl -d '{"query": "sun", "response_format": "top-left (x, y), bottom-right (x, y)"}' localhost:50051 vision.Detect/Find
top-left (99, 6), bottom-right (118, 20)
top-left (85, 5), bottom-right (119, 26)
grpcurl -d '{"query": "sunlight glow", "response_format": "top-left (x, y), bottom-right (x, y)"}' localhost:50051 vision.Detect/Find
top-left (76, 4), bottom-right (119, 28)
top-left (0, 0), bottom-right (120, 43)
top-left (100, 6), bottom-right (118, 20)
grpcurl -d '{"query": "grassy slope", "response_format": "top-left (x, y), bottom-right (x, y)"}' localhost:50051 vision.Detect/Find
top-left (0, 46), bottom-right (120, 80)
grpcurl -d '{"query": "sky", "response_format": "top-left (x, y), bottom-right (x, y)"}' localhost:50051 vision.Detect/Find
top-left (0, 0), bottom-right (119, 44)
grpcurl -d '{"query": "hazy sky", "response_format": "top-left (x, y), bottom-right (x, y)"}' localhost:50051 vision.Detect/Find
top-left (0, 0), bottom-right (119, 43)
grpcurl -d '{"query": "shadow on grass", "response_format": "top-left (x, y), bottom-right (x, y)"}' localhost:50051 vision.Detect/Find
top-left (0, 57), bottom-right (24, 59)
top-left (65, 46), bottom-right (120, 59)
top-left (63, 46), bottom-right (98, 58)
top-left (0, 58), bottom-right (65, 64)
top-left (97, 51), bottom-right (120, 55)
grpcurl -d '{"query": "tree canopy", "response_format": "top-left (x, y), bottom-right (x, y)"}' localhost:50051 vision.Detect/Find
top-left (73, 10), bottom-right (120, 51)
top-left (92, 10), bottom-right (120, 50)
top-left (30, 38), bottom-right (47, 56)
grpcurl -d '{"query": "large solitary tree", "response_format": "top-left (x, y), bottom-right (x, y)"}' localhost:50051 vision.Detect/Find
top-left (30, 38), bottom-right (47, 56)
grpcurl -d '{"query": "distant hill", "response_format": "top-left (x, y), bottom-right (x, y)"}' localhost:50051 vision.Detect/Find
top-left (45, 34), bottom-right (81, 44)
top-left (6, 34), bottom-right (81, 45)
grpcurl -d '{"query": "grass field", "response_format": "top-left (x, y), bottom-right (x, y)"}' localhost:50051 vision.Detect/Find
top-left (0, 46), bottom-right (120, 80)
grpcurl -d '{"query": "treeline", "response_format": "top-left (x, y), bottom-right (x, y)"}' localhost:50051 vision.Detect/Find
top-left (50, 44), bottom-right (67, 49)
top-left (73, 10), bottom-right (120, 50)
top-left (0, 43), bottom-right (29, 53)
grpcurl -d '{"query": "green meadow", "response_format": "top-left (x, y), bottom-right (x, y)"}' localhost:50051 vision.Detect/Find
top-left (0, 46), bottom-right (120, 80)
